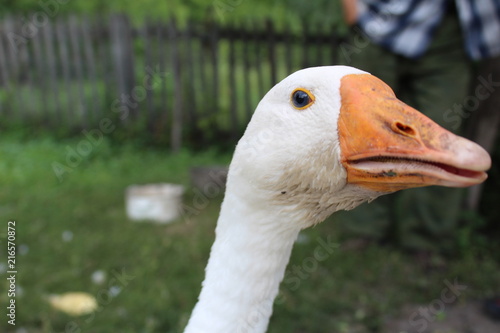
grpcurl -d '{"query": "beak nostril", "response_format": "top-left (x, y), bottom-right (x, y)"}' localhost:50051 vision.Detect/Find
top-left (393, 121), bottom-right (417, 137)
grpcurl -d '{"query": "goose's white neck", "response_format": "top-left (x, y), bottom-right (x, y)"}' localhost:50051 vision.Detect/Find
top-left (184, 178), bottom-right (303, 333)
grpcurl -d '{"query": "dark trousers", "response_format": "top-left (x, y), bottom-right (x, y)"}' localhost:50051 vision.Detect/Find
top-left (338, 11), bottom-right (472, 251)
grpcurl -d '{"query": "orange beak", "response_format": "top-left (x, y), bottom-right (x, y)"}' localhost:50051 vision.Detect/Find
top-left (338, 74), bottom-right (491, 193)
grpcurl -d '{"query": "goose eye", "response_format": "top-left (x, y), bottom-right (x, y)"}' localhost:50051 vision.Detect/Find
top-left (291, 89), bottom-right (315, 110)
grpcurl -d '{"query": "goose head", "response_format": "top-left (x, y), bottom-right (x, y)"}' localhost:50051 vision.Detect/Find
top-left (184, 66), bottom-right (492, 333)
top-left (229, 66), bottom-right (491, 225)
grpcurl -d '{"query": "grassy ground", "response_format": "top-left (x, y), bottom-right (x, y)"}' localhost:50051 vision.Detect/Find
top-left (0, 136), bottom-right (499, 333)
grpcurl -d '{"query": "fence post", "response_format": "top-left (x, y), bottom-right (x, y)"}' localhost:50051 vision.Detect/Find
top-left (81, 16), bottom-right (100, 124)
top-left (253, 20), bottom-right (265, 98)
top-left (110, 14), bottom-right (136, 121)
top-left (69, 15), bottom-right (90, 128)
top-left (209, 19), bottom-right (219, 120)
top-left (266, 19), bottom-right (277, 86)
top-left (42, 20), bottom-right (62, 124)
top-left (241, 22), bottom-right (253, 123)
top-left (140, 19), bottom-right (155, 131)
top-left (0, 19), bottom-right (10, 115)
top-left (283, 22), bottom-right (293, 75)
top-left (301, 20), bottom-right (310, 68)
top-left (32, 16), bottom-right (50, 121)
top-left (228, 22), bottom-right (238, 140)
top-left (330, 23), bottom-right (340, 65)
top-left (0, 22), bottom-right (9, 88)
top-left (168, 17), bottom-right (182, 152)
top-left (155, 19), bottom-right (168, 139)
top-left (184, 19), bottom-right (198, 133)
top-left (55, 17), bottom-right (73, 126)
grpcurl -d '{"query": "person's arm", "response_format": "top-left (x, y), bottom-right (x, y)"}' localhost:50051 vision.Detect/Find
top-left (341, 0), bottom-right (358, 26)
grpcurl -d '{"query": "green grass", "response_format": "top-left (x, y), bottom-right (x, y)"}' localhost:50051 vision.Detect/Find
top-left (0, 137), bottom-right (499, 332)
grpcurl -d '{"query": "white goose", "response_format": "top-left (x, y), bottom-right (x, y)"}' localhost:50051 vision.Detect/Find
top-left (184, 66), bottom-right (491, 333)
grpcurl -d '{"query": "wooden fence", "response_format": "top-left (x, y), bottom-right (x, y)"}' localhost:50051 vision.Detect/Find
top-left (0, 15), bottom-right (345, 149)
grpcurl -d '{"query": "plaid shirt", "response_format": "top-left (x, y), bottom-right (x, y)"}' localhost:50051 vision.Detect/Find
top-left (357, 0), bottom-right (500, 60)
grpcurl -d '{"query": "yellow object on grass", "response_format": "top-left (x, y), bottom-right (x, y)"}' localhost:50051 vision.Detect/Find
top-left (48, 292), bottom-right (98, 316)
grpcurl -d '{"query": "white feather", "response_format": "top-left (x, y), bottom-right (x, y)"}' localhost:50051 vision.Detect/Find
top-left (184, 66), bottom-right (379, 333)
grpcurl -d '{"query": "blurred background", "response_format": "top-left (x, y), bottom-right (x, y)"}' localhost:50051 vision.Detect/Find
top-left (0, 0), bottom-right (499, 332)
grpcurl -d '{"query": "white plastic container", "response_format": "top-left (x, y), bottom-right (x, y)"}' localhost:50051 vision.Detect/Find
top-left (125, 183), bottom-right (184, 223)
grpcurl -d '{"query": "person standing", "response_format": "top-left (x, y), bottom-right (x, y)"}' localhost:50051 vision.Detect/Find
top-left (339, 0), bottom-right (500, 252)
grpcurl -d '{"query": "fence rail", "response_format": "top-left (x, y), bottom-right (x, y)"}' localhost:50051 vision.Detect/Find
top-left (0, 15), bottom-right (345, 149)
